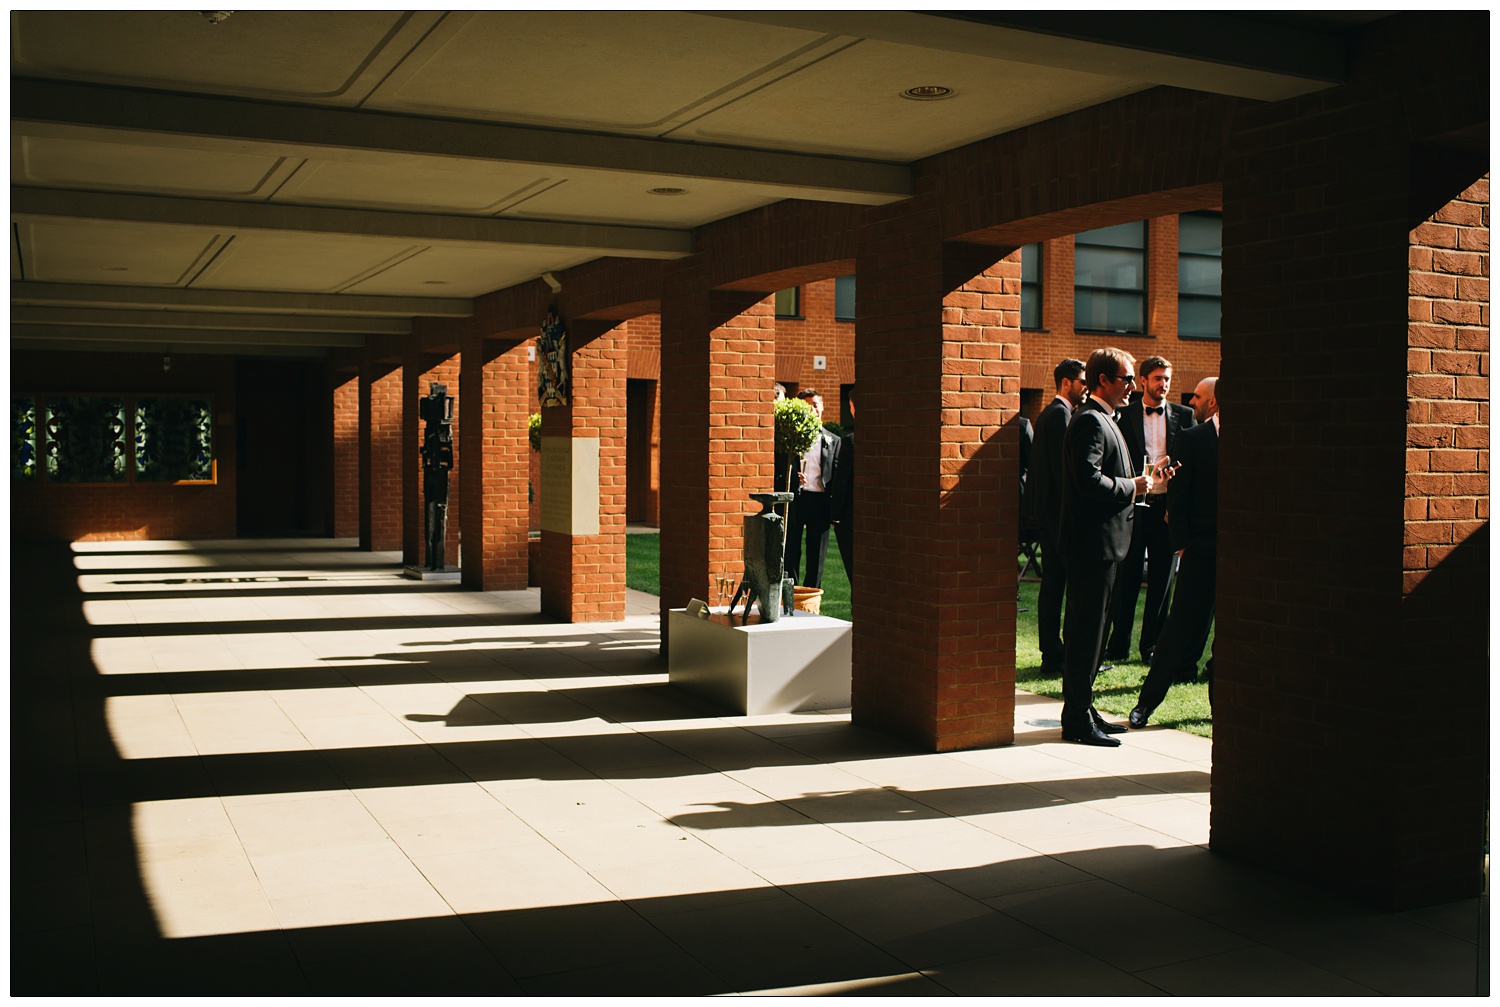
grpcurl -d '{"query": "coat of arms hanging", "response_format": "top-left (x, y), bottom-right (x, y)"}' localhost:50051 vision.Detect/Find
top-left (537, 307), bottom-right (569, 407)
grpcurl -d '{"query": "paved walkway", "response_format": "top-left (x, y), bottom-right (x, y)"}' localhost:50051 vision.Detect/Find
top-left (12, 540), bottom-right (1485, 994)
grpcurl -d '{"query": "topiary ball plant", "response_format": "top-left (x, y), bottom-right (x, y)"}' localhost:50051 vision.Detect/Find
top-left (528, 412), bottom-right (542, 453)
top-left (774, 397), bottom-right (820, 459)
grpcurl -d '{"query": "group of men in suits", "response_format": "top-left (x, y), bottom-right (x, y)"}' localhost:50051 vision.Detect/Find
top-left (1023, 348), bottom-right (1219, 747)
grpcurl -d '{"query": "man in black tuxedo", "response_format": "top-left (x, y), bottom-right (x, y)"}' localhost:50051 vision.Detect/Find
top-left (786, 388), bottom-right (842, 588)
top-left (1021, 358), bottom-right (1086, 678)
top-left (1059, 348), bottom-right (1161, 746)
top-left (1131, 377), bottom-right (1218, 728)
top-left (1104, 355), bottom-right (1195, 663)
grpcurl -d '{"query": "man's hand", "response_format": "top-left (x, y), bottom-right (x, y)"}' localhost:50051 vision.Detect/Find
top-left (1133, 474), bottom-right (1153, 496)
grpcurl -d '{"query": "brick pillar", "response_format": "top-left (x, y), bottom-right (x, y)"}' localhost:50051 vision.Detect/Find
top-left (458, 336), bottom-right (529, 591)
top-left (538, 321), bottom-right (628, 622)
top-left (358, 357), bottom-right (399, 552)
top-left (402, 353), bottom-right (462, 567)
top-left (658, 283), bottom-right (775, 639)
top-left (854, 211), bottom-right (1021, 751)
top-left (331, 368), bottom-right (359, 539)
top-left (401, 353), bottom-right (422, 566)
top-left (1215, 83), bottom-right (1487, 907)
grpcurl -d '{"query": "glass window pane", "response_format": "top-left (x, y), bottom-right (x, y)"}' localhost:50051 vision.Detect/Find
top-left (1075, 290), bottom-right (1144, 333)
top-left (12, 396), bottom-right (37, 483)
top-left (1178, 256), bottom-right (1222, 297)
top-left (1020, 243), bottom-right (1042, 329)
top-left (1075, 246), bottom-right (1144, 291)
top-left (1179, 297), bottom-right (1221, 338)
top-left (834, 275), bottom-right (856, 321)
top-left (45, 395), bottom-right (127, 483)
top-left (136, 397), bottom-right (214, 482)
top-left (1179, 212), bottom-right (1222, 255)
top-left (1021, 243), bottom-right (1041, 284)
top-left (774, 287), bottom-right (799, 317)
top-left (1076, 220), bottom-right (1145, 249)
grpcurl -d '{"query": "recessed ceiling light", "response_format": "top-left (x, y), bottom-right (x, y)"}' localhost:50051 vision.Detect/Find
top-left (902, 85), bottom-right (955, 100)
top-left (649, 187), bottom-right (687, 196)
top-left (102, 266), bottom-right (128, 271)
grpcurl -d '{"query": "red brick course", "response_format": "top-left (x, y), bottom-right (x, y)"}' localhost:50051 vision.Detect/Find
top-left (458, 337), bottom-right (530, 591)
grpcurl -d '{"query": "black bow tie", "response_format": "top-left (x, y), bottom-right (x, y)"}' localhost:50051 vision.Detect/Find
top-left (1145, 406), bottom-right (1163, 415)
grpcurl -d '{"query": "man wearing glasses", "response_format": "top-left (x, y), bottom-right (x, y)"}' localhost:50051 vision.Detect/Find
top-left (1058, 348), bottom-right (1163, 746)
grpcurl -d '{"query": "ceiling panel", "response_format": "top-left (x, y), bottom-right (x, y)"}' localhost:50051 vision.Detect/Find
top-left (271, 158), bottom-right (556, 216)
top-left (15, 219), bottom-right (226, 286)
top-left (503, 175), bottom-right (773, 229)
top-left (10, 10), bottom-right (439, 104)
top-left (12, 135), bottom-right (295, 199)
top-left (190, 233), bottom-right (427, 293)
top-left (340, 245), bottom-right (596, 299)
top-left (367, 10), bottom-right (834, 135)
top-left (674, 38), bottom-right (1146, 159)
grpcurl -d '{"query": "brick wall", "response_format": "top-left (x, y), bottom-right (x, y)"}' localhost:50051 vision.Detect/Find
top-left (404, 354), bottom-right (461, 567)
top-left (658, 281), bottom-right (776, 627)
top-left (1214, 15), bottom-right (1487, 906)
top-left (773, 277), bottom-right (856, 423)
top-left (1018, 216), bottom-right (1222, 421)
top-left (853, 198), bottom-right (1020, 751)
top-left (458, 337), bottom-right (530, 591)
top-left (11, 351), bottom-right (237, 542)
top-left (539, 321), bottom-right (627, 621)
top-left (1405, 178), bottom-right (1490, 580)
top-left (366, 364), bottom-right (403, 553)
top-left (330, 368), bottom-right (359, 539)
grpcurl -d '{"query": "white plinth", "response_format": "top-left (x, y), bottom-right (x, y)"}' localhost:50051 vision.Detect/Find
top-left (668, 608), bottom-right (852, 715)
top-left (403, 565), bottom-right (461, 581)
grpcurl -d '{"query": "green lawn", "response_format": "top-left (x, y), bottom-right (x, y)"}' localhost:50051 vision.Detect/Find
top-left (625, 533), bottom-right (1210, 737)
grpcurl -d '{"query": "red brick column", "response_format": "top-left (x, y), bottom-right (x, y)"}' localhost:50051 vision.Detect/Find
top-left (402, 353), bottom-right (461, 567)
top-left (401, 353), bottom-right (423, 566)
top-left (658, 283), bottom-right (775, 637)
top-left (1397, 175), bottom-right (1489, 895)
top-left (331, 368), bottom-right (359, 539)
top-left (853, 209), bottom-right (1021, 751)
top-left (1215, 76), bottom-right (1487, 907)
top-left (458, 336), bottom-right (529, 591)
top-left (538, 321), bottom-right (628, 622)
top-left (358, 357), bottom-right (399, 552)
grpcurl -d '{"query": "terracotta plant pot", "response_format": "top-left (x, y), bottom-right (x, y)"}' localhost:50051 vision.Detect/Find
top-left (792, 586), bottom-right (823, 614)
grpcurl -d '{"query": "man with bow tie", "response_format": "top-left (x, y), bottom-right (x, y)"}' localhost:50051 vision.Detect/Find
top-left (1103, 355), bottom-right (1195, 665)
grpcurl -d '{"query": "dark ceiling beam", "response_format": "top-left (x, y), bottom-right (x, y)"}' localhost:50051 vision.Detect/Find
top-left (10, 281), bottom-right (473, 318)
top-left (12, 187), bottom-right (694, 258)
top-left (12, 305), bottom-right (411, 334)
top-left (12, 79), bottom-right (913, 207)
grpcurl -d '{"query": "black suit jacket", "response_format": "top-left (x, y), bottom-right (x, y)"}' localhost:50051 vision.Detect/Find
top-left (1167, 419), bottom-right (1218, 554)
top-left (799, 428), bottom-right (840, 496)
top-left (828, 431), bottom-right (854, 521)
top-left (1021, 397), bottom-right (1071, 534)
top-left (1060, 397), bottom-right (1137, 563)
top-left (1116, 398), bottom-right (1195, 469)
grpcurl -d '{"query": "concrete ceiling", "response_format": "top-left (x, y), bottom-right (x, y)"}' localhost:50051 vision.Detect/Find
top-left (10, 10), bottom-right (1383, 358)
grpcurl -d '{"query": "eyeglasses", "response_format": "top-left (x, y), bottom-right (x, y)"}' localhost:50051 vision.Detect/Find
top-left (1113, 373), bottom-right (1137, 384)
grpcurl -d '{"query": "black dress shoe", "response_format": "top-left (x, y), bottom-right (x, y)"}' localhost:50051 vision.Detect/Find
top-left (1062, 722), bottom-right (1122, 747)
top-left (1101, 648), bottom-right (1129, 662)
top-left (1097, 661), bottom-right (1114, 673)
top-left (1090, 708), bottom-right (1127, 734)
top-left (1128, 707), bottom-right (1150, 729)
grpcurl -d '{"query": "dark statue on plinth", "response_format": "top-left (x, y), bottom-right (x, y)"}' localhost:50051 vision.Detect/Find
top-left (419, 382), bottom-right (455, 571)
top-left (728, 491), bottom-right (796, 624)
